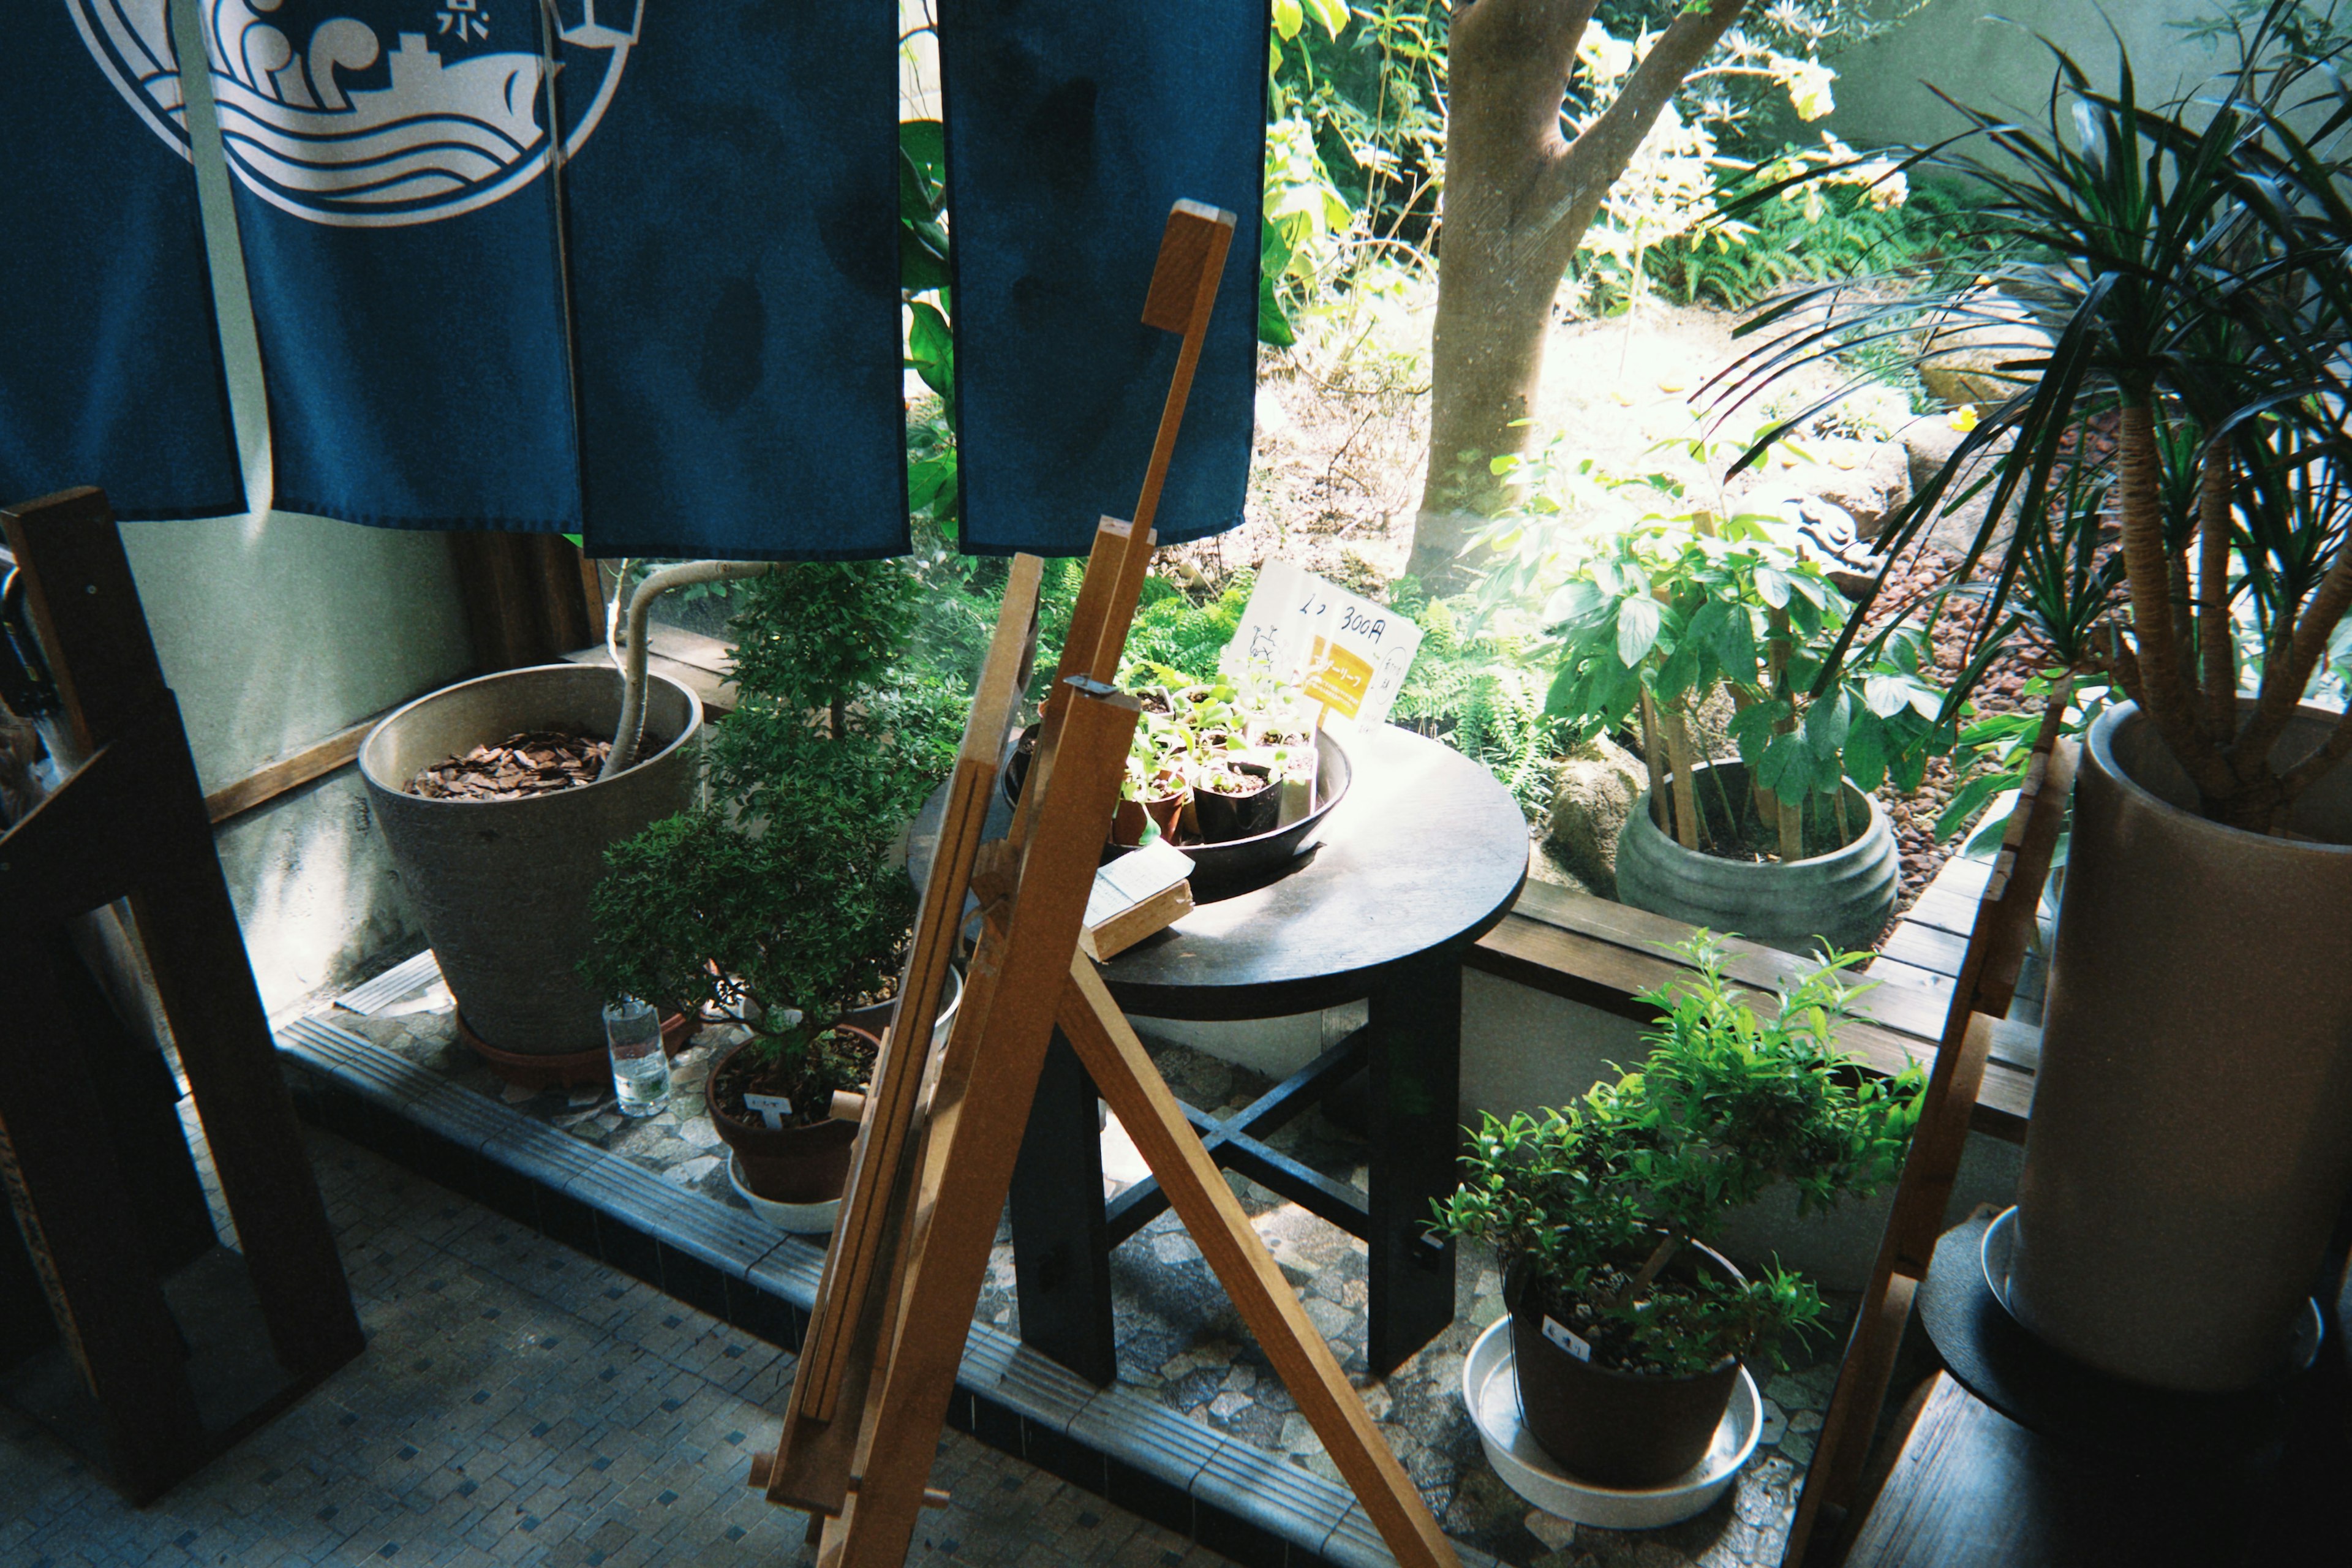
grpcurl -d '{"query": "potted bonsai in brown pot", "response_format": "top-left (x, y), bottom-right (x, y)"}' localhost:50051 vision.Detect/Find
top-left (1433, 937), bottom-right (1921, 1488)
top-left (1711, 10), bottom-right (2352, 1391)
top-left (582, 562), bottom-right (963, 1215)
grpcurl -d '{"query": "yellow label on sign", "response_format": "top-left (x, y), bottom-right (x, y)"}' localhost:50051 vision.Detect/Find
top-left (1302, 638), bottom-right (1376, 718)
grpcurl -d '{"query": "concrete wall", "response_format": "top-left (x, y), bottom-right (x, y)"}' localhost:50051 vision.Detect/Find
top-left (1827, 1), bottom-right (2234, 150)
top-left (98, 1), bottom-right (478, 1013)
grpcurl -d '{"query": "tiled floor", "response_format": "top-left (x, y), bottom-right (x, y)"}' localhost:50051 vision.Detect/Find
top-left (0, 1129), bottom-right (1236, 1568)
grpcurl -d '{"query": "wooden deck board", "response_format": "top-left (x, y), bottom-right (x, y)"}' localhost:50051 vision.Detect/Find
top-left (1471, 881), bottom-right (2031, 1139)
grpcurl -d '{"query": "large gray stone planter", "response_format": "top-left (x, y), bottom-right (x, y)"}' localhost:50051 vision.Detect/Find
top-left (358, 664), bottom-right (703, 1058)
top-left (2009, 701), bottom-right (2352, 1392)
top-left (1613, 761), bottom-right (1899, 956)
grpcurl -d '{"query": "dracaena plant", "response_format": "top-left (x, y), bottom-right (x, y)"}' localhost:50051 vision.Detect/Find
top-left (1709, 3), bottom-right (2352, 837)
top-left (1431, 936), bottom-right (1923, 1375)
top-left (1541, 507), bottom-right (1948, 861)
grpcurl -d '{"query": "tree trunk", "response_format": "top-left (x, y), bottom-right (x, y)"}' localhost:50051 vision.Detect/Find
top-left (1407, 0), bottom-right (1751, 592)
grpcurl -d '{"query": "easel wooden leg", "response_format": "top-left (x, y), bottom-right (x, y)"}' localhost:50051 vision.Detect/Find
top-left (831, 689), bottom-right (1141, 1568)
top-left (1055, 956), bottom-right (1460, 1568)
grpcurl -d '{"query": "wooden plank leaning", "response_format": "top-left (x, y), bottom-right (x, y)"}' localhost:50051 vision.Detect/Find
top-left (766, 553), bottom-right (1046, 1501)
top-left (1777, 678), bottom-right (2079, 1568)
top-left (824, 679), bottom-right (1144, 1568)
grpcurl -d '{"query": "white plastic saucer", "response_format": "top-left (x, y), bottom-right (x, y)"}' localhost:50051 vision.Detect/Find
top-left (728, 1152), bottom-right (842, 1234)
top-left (1461, 1316), bottom-right (1760, 1529)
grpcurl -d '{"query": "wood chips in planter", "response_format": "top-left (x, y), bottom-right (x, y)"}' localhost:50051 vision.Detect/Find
top-left (405, 729), bottom-right (612, 801)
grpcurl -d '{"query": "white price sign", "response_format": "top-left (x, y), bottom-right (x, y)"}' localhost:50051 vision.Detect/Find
top-left (1219, 560), bottom-right (1421, 730)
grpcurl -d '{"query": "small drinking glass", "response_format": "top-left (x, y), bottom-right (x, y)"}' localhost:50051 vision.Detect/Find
top-left (603, 997), bottom-right (670, 1117)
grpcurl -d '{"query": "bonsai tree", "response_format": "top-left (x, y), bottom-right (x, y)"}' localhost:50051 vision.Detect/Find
top-left (582, 561), bottom-right (961, 1119)
top-left (1712, 7), bottom-right (2352, 834)
top-left (1431, 937), bottom-right (1922, 1376)
top-left (1539, 499), bottom-right (1948, 862)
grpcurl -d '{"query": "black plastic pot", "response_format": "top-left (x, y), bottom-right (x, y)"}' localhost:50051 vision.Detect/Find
top-left (1509, 1243), bottom-right (1744, 1488)
top-left (1193, 769), bottom-right (1280, 842)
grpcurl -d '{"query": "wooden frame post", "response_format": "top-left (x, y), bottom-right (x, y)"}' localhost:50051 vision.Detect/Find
top-left (0, 487), bottom-right (364, 1501)
top-left (1778, 686), bottom-right (2078, 1567)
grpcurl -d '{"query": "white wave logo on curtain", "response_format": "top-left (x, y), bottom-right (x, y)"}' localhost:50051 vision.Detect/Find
top-left (69, 1), bottom-right (637, 227)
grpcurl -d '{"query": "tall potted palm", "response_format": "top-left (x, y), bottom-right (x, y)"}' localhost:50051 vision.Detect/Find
top-left (1712, 7), bottom-right (2352, 1391)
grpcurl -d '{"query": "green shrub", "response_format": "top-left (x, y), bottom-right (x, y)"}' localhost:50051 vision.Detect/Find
top-left (584, 560), bottom-right (956, 1111)
top-left (1431, 937), bottom-right (1923, 1374)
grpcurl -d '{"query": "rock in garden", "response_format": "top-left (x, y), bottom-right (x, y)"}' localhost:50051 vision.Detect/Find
top-left (1544, 734), bottom-right (1649, 899)
top-left (1916, 294), bottom-right (2052, 406)
top-left (1818, 437), bottom-right (1912, 538)
top-left (1776, 497), bottom-right (1879, 598)
top-left (1901, 417), bottom-right (2018, 556)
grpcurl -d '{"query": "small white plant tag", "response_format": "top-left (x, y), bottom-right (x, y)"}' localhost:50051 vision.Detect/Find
top-left (743, 1093), bottom-right (794, 1131)
top-left (1542, 1316), bottom-right (1593, 1362)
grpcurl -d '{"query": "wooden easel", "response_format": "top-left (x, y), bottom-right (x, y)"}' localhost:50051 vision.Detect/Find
top-left (747, 204), bottom-right (1460, 1568)
top-left (1777, 686), bottom-right (2079, 1567)
top-left (0, 488), bottom-right (365, 1501)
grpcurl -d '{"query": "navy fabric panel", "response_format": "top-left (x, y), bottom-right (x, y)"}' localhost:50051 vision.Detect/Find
top-left (208, 1), bottom-right (580, 530)
top-left (0, 6), bottom-right (243, 519)
top-left (560, 2), bottom-right (905, 560)
top-left (940, 0), bottom-right (1265, 556)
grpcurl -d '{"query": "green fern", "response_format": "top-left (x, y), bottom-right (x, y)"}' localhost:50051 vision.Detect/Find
top-left (1390, 588), bottom-right (1565, 820)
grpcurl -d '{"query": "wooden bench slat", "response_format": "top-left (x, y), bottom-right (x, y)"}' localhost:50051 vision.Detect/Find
top-left (1468, 897), bottom-right (2032, 1139)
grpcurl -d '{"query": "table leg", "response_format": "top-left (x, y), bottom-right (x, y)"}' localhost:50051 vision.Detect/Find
top-left (1008, 1030), bottom-right (1118, 1385)
top-left (1367, 952), bottom-right (1461, 1375)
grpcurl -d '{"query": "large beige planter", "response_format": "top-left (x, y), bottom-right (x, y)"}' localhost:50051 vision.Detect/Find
top-left (2009, 701), bottom-right (2352, 1392)
top-left (359, 664), bottom-right (703, 1058)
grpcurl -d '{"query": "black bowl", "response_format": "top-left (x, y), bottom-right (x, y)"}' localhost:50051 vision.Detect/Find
top-left (1003, 728), bottom-right (1352, 901)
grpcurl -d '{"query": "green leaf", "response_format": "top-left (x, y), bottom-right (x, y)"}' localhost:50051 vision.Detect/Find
top-left (1760, 730), bottom-right (1810, 796)
top-left (907, 301), bottom-right (954, 396)
top-left (1545, 579), bottom-right (1607, 629)
top-left (1804, 688), bottom-right (1850, 758)
top-left (1845, 710), bottom-right (1888, 790)
top-left (1753, 564), bottom-right (1793, 608)
top-left (1302, 0), bottom-right (1348, 40)
top-left (1257, 219), bottom-right (1296, 347)
top-left (899, 119), bottom-right (947, 192)
top-left (1935, 772), bottom-right (2010, 840)
top-left (1272, 0), bottom-right (1303, 41)
top-left (1863, 673), bottom-right (1912, 718)
top-left (1617, 597), bottom-right (1663, 667)
top-left (1714, 602), bottom-right (1758, 680)
top-left (902, 223), bottom-right (951, 295)
top-left (1657, 644), bottom-right (1700, 703)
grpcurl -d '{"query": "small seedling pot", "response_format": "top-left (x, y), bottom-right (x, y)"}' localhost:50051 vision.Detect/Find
top-left (1112, 785), bottom-right (1190, 847)
top-left (706, 1025), bottom-right (881, 1205)
top-left (1193, 765), bottom-right (1280, 842)
top-left (1508, 1242), bottom-right (1746, 1488)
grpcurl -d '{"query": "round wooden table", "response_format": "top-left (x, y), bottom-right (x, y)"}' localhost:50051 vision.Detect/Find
top-left (910, 722), bottom-right (1529, 1378)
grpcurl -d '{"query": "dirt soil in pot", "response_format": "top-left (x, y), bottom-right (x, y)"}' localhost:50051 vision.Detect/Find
top-left (1666, 771), bottom-right (1862, 865)
top-left (710, 1027), bottom-right (879, 1129)
top-left (405, 727), bottom-right (613, 801)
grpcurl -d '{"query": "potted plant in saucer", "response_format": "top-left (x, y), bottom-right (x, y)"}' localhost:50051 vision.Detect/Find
top-left (1433, 937), bottom-right (1921, 1489)
top-left (1709, 9), bottom-right (2352, 1391)
top-left (583, 561), bottom-right (962, 1213)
